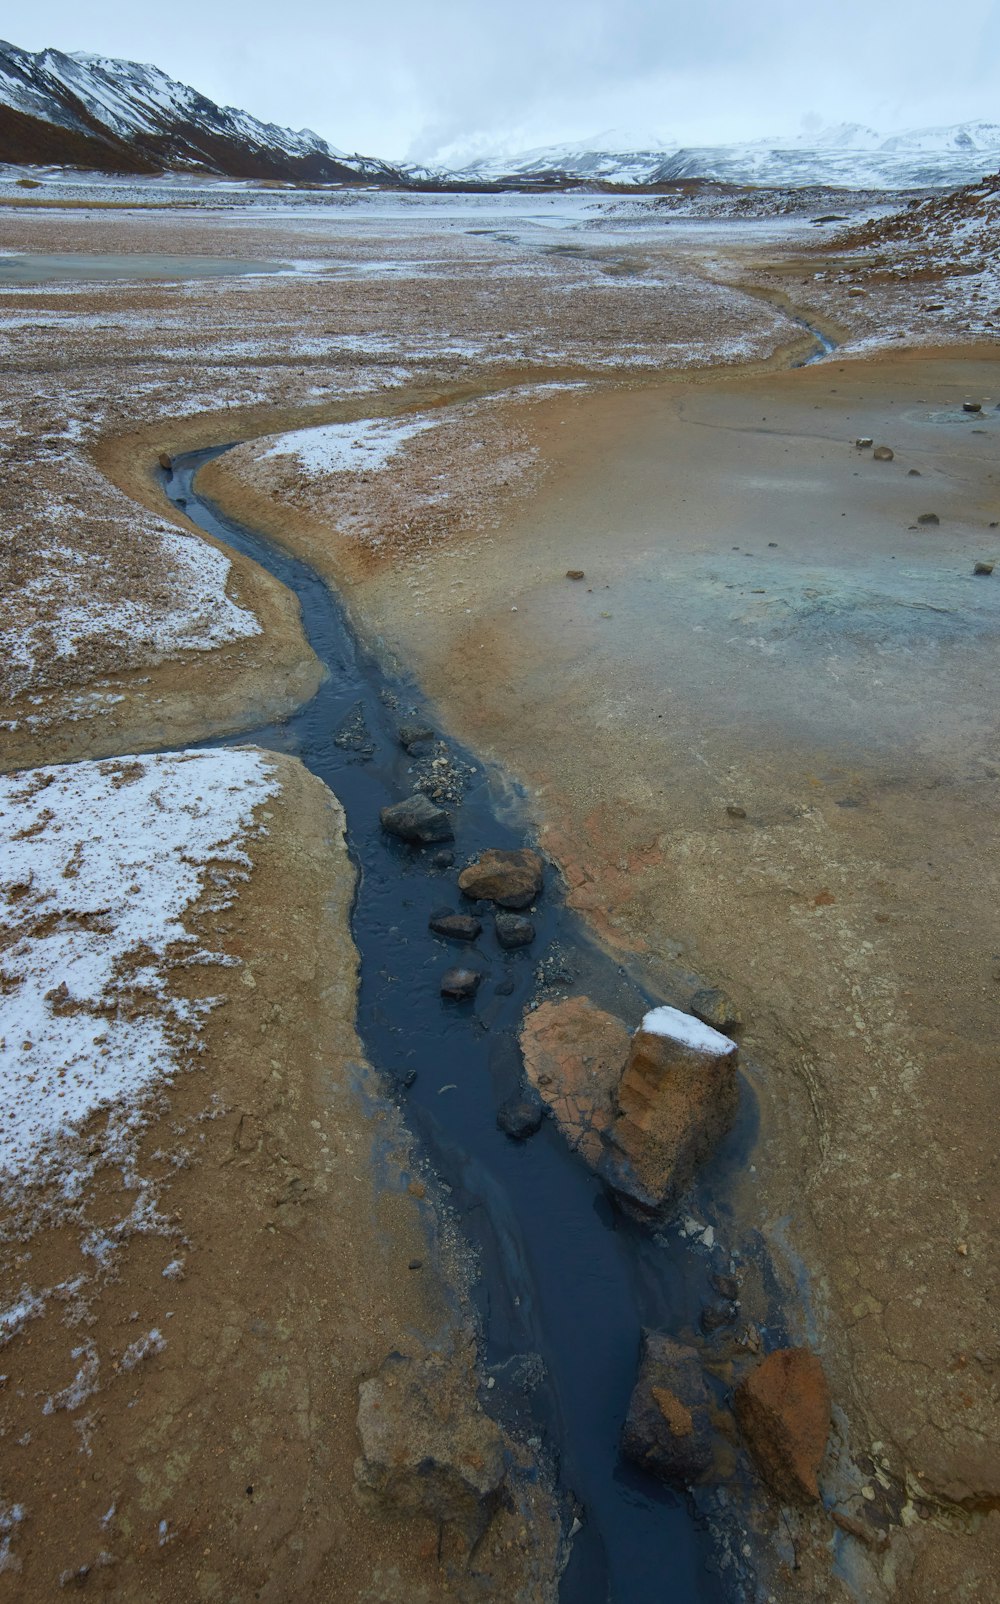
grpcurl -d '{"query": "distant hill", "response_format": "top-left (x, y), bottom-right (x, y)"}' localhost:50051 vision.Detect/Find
top-left (0, 38), bottom-right (403, 183)
top-left (458, 122), bottom-right (1000, 191)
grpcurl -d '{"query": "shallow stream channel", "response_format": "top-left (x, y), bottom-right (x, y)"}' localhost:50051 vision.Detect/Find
top-left (160, 448), bottom-right (788, 1604)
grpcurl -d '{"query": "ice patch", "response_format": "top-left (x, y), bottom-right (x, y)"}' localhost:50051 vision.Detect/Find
top-left (639, 1005), bottom-right (737, 1056)
top-left (262, 413), bottom-right (440, 476)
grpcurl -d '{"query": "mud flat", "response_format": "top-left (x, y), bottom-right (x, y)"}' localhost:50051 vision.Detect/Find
top-left (204, 344), bottom-right (1000, 1596)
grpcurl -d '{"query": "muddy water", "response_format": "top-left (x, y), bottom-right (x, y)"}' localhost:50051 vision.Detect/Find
top-left (162, 450), bottom-right (775, 1603)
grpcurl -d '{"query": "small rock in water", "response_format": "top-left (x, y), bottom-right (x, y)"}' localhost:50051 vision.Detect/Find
top-left (566, 569), bottom-right (586, 580)
top-left (158, 450), bottom-right (173, 472)
top-left (734, 1347), bottom-right (831, 1505)
top-left (441, 966), bottom-right (483, 999)
top-left (381, 793), bottom-right (453, 844)
top-left (700, 1300), bottom-right (738, 1335)
top-left (494, 977), bottom-right (516, 996)
top-left (916, 512), bottom-right (940, 526)
top-left (691, 986), bottom-right (742, 1033)
top-left (495, 912), bottom-right (535, 949)
top-left (855, 437), bottom-right (873, 449)
top-left (429, 909), bottom-right (482, 942)
top-left (458, 848), bottom-right (543, 909)
top-left (873, 445), bottom-right (894, 461)
top-left (963, 400), bottom-right (982, 413)
top-left (621, 1331), bottom-right (719, 1486)
top-left (497, 1096), bottom-right (543, 1140)
top-left (398, 720), bottom-right (435, 755)
top-left (430, 849), bottom-right (455, 869)
top-left (400, 1069), bottom-right (417, 1089)
top-left (973, 561), bottom-right (994, 575)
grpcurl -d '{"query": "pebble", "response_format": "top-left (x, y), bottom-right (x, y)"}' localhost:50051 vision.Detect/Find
top-left (916, 513), bottom-right (940, 526)
top-left (873, 445), bottom-right (894, 461)
top-left (566, 569), bottom-right (585, 580)
top-left (973, 561), bottom-right (994, 576)
top-left (962, 401), bottom-right (982, 413)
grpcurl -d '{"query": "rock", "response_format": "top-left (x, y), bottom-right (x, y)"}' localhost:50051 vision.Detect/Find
top-left (157, 450), bottom-right (173, 472)
top-left (355, 1349), bottom-right (507, 1548)
top-left (690, 986), bottom-right (742, 1033)
top-left (334, 700), bottom-right (375, 756)
top-left (429, 909), bottom-right (482, 942)
top-left (621, 1331), bottom-right (718, 1486)
top-left (380, 793), bottom-right (453, 844)
top-left (566, 569), bottom-right (585, 580)
top-left (855, 437), bottom-right (873, 449)
top-left (495, 912), bottom-right (535, 949)
top-left (599, 1005), bottom-right (739, 1218)
top-left (458, 848), bottom-right (543, 909)
top-left (917, 512), bottom-right (940, 526)
top-left (430, 848), bottom-right (455, 869)
top-left (700, 1300), bottom-right (738, 1335)
top-left (494, 977), bottom-right (516, 996)
top-left (734, 1347), bottom-right (831, 1505)
top-left (908, 468), bottom-right (922, 476)
top-left (711, 1272), bottom-right (741, 1302)
top-left (973, 561), bottom-right (994, 576)
top-left (873, 445), bottom-right (894, 461)
top-left (441, 967), bottom-right (483, 999)
top-left (520, 996), bottom-right (631, 1164)
top-left (497, 1095), bottom-right (543, 1140)
top-left (398, 720), bottom-right (435, 754)
top-left (726, 804), bottom-right (747, 820)
top-left (963, 401), bottom-right (982, 413)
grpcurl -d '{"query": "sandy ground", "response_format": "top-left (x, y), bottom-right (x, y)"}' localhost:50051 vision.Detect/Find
top-left (207, 344), bottom-right (1000, 1598)
top-left (0, 749), bottom-right (558, 1599)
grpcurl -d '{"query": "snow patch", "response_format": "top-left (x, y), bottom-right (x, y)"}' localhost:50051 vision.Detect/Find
top-left (639, 1005), bottom-right (737, 1056)
top-left (262, 413), bottom-right (441, 475)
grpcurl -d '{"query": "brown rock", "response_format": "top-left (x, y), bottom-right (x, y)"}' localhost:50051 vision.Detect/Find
top-left (157, 451), bottom-right (173, 472)
top-left (973, 561), bottom-right (994, 576)
top-left (566, 569), bottom-right (586, 579)
top-left (458, 847), bottom-right (543, 909)
top-left (599, 1008), bottom-right (739, 1217)
top-left (621, 1331), bottom-right (718, 1486)
top-left (734, 1347), bottom-right (831, 1504)
top-left (873, 445), bottom-right (894, 461)
top-left (519, 996), bottom-right (630, 1164)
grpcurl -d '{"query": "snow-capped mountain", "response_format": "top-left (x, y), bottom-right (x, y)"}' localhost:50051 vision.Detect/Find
top-left (0, 39), bottom-right (402, 182)
top-left (459, 122), bottom-right (1000, 190)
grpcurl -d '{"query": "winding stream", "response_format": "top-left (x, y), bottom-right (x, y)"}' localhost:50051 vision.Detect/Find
top-left (158, 318), bottom-right (836, 1599)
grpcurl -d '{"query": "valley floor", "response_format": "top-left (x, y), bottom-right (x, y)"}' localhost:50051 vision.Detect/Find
top-left (0, 184), bottom-right (997, 1600)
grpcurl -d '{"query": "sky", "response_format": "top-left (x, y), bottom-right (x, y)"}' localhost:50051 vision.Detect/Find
top-left (9, 1), bottom-right (1000, 164)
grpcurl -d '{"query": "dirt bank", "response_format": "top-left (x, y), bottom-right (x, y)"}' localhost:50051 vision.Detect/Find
top-left (204, 346), bottom-right (1000, 1596)
top-left (0, 749), bottom-right (559, 1599)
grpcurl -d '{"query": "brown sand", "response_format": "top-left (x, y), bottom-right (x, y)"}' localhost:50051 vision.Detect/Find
top-left (206, 346), bottom-right (1000, 1595)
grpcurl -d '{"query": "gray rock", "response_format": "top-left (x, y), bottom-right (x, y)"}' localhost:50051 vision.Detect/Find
top-left (430, 909), bottom-right (482, 942)
top-left (398, 720), bottom-right (435, 754)
top-left (495, 912), bottom-right (536, 949)
top-left (441, 966), bottom-right (483, 999)
top-left (430, 849), bottom-right (455, 869)
top-left (916, 512), bottom-right (940, 526)
top-left (855, 437), bottom-right (873, 449)
top-left (621, 1331), bottom-right (718, 1486)
top-left (380, 793), bottom-right (453, 844)
top-left (691, 986), bottom-right (742, 1033)
top-left (497, 1096), bottom-right (544, 1140)
top-left (973, 561), bottom-right (994, 576)
top-left (963, 401), bottom-right (982, 413)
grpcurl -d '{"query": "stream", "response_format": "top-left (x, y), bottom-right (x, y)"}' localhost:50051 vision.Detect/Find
top-left (159, 380), bottom-right (808, 1599)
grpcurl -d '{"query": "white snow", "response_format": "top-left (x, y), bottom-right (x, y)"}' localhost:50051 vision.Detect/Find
top-left (261, 413), bottom-right (441, 475)
top-left (0, 749), bottom-right (278, 1183)
top-left (639, 1005), bottom-right (737, 1056)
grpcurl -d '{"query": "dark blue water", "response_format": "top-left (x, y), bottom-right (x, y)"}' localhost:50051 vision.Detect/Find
top-left (163, 450), bottom-right (748, 1604)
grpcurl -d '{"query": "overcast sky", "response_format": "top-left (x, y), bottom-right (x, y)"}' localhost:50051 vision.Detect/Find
top-left (11, 1), bottom-right (1000, 163)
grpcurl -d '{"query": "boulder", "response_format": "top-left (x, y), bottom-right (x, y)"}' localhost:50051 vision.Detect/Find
top-left (380, 793), bottom-right (453, 844)
top-left (599, 1005), bottom-right (739, 1218)
top-left (398, 720), bottom-right (435, 755)
top-left (873, 445), bottom-right (894, 461)
top-left (355, 1350), bottom-right (507, 1548)
top-left (157, 450), bottom-right (173, 472)
top-left (495, 912), bottom-right (535, 949)
top-left (520, 996), bottom-right (631, 1165)
top-left (458, 848), bottom-right (543, 909)
top-left (429, 909), bottom-right (482, 942)
top-left (441, 967), bottom-right (483, 999)
top-left (497, 1095), bottom-right (544, 1140)
top-left (734, 1347), bottom-right (831, 1505)
top-left (690, 985), bottom-right (742, 1033)
top-left (621, 1331), bottom-right (717, 1486)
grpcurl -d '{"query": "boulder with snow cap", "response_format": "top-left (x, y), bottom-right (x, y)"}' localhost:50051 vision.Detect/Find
top-left (599, 1005), bottom-right (739, 1218)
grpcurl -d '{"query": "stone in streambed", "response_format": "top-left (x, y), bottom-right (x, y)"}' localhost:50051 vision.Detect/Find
top-left (520, 996), bottom-right (631, 1165)
top-left (917, 512), bottom-right (940, 526)
top-left (963, 400), bottom-right (982, 413)
top-left (734, 1347), bottom-right (831, 1505)
top-left (441, 966), bottom-right (483, 999)
top-left (158, 450), bottom-right (173, 472)
top-left (599, 1006), bottom-right (739, 1219)
top-left (495, 911), bottom-right (535, 949)
top-left (873, 445), bottom-right (894, 461)
top-left (973, 560), bottom-right (994, 575)
top-left (855, 437), bottom-right (873, 449)
top-left (458, 848), bottom-right (543, 909)
top-left (497, 1095), bottom-right (543, 1140)
top-left (621, 1331), bottom-right (718, 1486)
top-left (381, 792), bottom-right (453, 844)
top-left (429, 909), bottom-right (481, 942)
top-left (690, 986), bottom-right (742, 1033)
top-left (398, 720), bottom-right (435, 754)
